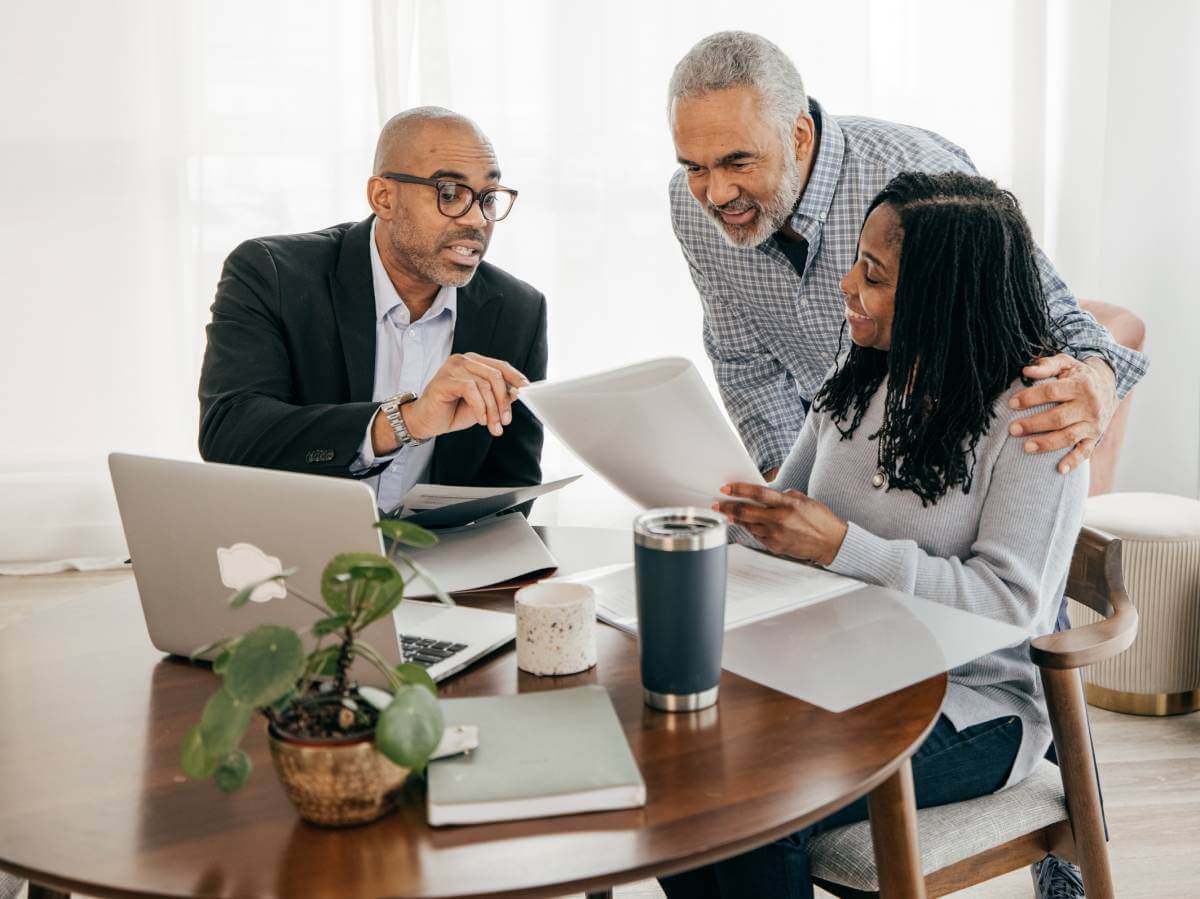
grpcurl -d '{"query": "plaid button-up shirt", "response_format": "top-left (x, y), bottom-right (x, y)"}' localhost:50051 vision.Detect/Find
top-left (670, 99), bottom-right (1149, 471)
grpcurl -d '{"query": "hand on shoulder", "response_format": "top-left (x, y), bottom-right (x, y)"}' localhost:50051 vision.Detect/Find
top-left (1005, 354), bottom-right (1117, 475)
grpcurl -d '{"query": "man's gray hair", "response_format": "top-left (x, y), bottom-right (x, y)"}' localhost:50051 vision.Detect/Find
top-left (667, 31), bottom-right (808, 146)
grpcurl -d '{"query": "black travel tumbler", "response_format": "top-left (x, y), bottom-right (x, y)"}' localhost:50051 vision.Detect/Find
top-left (633, 508), bottom-right (727, 712)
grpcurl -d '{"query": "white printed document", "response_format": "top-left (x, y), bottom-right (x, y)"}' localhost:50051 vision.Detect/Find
top-left (553, 544), bottom-right (860, 633)
top-left (401, 514), bottom-right (558, 597)
top-left (518, 358), bottom-right (764, 510)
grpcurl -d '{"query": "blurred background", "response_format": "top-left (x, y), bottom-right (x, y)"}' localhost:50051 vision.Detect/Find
top-left (2, 0), bottom-right (1197, 557)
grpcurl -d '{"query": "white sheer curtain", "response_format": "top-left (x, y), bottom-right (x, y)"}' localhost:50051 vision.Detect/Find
top-left (1, 0), bottom-right (1195, 559)
top-left (0, 1), bottom-right (380, 558)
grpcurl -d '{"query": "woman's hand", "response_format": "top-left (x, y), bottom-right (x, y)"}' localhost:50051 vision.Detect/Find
top-left (714, 483), bottom-right (849, 567)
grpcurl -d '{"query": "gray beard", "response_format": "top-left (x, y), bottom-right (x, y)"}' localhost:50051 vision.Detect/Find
top-left (384, 218), bottom-right (482, 288)
top-left (705, 153), bottom-right (803, 248)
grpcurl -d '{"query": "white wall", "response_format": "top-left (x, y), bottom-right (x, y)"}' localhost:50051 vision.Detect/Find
top-left (1098, 1), bottom-right (1200, 498)
top-left (1040, 0), bottom-right (1200, 499)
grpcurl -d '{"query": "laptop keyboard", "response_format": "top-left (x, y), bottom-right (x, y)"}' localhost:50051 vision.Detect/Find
top-left (399, 634), bottom-right (470, 669)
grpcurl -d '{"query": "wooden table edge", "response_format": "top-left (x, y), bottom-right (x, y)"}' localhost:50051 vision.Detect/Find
top-left (1, 676), bottom-right (947, 899)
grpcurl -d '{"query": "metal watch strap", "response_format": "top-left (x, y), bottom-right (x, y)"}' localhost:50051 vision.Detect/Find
top-left (381, 392), bottom-right (428, 448)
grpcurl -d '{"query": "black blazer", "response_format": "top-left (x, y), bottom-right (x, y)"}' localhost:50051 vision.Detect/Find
top-left (198, 217), bottom-right (546, 490)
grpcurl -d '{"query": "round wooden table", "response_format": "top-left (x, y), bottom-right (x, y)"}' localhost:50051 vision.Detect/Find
top-left (0, 526), bottom-right (945, 899)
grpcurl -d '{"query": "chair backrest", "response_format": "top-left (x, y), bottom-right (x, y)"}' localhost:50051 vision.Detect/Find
top-left (1031, 527), bottom-right (1139, 670)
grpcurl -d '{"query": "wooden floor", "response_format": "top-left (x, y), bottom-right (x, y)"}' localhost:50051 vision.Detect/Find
top-left (2, 570), bottom-right (1197, 899)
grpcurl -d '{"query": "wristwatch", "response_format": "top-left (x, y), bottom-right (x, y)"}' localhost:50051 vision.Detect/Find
top-left (379, 392), bottom-right (428, 448)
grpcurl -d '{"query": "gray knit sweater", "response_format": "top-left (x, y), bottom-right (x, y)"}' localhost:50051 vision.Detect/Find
top-left (771, 378), bottom-right (1087, 788)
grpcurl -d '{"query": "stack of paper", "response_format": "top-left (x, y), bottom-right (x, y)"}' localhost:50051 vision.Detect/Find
top-left (552, 544), bottom-right (861, 633)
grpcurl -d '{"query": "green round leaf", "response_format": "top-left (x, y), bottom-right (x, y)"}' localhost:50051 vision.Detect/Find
top-left (312, 614), bottom-right (351, 637)
top-left (375, 684), bottom-right (444, 770)
top-left (393, 662), bottom-right (438, 697)
top-left (222, 625), bottom-right (306, 707)
top-left (214, 749), bottom-right (253, 793)
top-left (198, 687), bottom-right (253, 758)
top-left (212, 648), bottom-right (232, 675)
top-left (321, 553), bottom-right (396, 615)
top-left (181, 724), bottom-right (217, 779)
top-left (357, 576), bottom-right (406, 628)
top-left (376, 519), bottom-right (439, 548)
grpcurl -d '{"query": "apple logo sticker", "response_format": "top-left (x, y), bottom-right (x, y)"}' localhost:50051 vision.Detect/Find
top-left (216, 542), bottom-right (287, 603)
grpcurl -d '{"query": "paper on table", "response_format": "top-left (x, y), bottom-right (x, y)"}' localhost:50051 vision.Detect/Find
top-left (722, 584), bottom-right (1029, 712)
top-left (518, 358), bottom-right (765, 510)
top-left (401, 514), bottom-right (558, 597)
top-left (553, 544), bottom-right (860, 633)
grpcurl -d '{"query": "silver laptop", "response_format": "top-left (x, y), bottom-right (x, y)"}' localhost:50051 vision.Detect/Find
top-left (108, 453), bottom-right (515, 685)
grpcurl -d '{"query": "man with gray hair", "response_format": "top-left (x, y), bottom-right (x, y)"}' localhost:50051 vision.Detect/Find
top-left (663, 30), bottom-right (1119, 899)
top-left (200, 107), bottom-right (547, 513)
top-left (668, 31), bottom-right (1145, 485)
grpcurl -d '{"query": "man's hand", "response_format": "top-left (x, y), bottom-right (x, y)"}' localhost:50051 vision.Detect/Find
top-left (714, 482), bottom-right (848, 567)
top-left (1008, 354), bottom-right (1117, 475)
top-left (372, 352), bottom-right (530, 454)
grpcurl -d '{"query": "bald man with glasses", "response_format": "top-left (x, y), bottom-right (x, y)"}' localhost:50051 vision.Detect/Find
top-left (199, 107), bottom-right (547, 513)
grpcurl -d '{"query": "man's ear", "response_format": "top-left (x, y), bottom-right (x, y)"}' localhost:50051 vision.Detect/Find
top-left (366, 175), bottom-right (395, 221)
top-left (793, 114), bottom-right (816, 162)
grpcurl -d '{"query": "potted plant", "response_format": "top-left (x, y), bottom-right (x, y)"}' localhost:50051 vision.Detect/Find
top-left (180, 519), bottom-right (451, 826)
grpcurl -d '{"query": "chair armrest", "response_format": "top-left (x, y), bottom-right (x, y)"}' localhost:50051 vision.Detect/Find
top-left (1031, 608), bottom-right (1138, 670)
top-left (1032, 528), bottom-right (1138, 670)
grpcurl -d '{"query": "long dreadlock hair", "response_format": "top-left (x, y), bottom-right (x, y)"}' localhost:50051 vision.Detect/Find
top-left (813, 171), bottom-right (1064, 506)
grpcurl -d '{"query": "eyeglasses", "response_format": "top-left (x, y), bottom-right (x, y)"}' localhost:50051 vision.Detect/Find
top-left (380, 172), bottom-right (518, 222)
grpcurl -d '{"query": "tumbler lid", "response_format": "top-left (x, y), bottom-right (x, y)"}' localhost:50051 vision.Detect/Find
top-left (633, 508), bottom-right (727, 551)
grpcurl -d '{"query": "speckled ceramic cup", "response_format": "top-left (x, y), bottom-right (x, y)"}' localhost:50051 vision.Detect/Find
top-left (514, 582), bottom-right (597, 676)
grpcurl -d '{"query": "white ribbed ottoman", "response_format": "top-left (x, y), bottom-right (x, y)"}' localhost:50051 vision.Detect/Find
top-left (1074, 492), bottom-right (1200, 715)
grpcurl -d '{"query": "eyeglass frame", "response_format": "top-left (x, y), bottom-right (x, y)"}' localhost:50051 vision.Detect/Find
top-left (378, 172), bottom-right (519, 222)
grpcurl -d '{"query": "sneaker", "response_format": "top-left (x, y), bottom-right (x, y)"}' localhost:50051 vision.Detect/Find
top-left (1031, 854), bottom-right (1086, 898)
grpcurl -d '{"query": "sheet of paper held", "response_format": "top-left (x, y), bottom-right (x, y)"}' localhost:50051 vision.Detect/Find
top-left (401, 514), bottom-right (558, 597)
top-left (552, 544), bottom-right (861, 633)
top-left (518, 357), bottom-right (765, 509)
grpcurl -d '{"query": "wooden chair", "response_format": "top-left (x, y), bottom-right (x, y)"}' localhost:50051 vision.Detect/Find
top-left (808, 527), bottom-right (1139, 898)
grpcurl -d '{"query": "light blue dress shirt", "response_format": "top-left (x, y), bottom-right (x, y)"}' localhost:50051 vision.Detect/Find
top-left (352, 220), bottom-right (457, 513)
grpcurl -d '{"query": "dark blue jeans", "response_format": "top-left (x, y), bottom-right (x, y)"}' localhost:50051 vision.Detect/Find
top-left (659, 714), bottom-right (1023, 899)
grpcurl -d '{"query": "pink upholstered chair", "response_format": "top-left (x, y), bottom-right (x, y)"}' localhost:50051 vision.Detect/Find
top-left (1079, 300), bottom-right (1146, 496)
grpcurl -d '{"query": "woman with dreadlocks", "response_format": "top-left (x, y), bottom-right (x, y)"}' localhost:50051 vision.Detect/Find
top-left (664, 172), bottom-right (1089, 899)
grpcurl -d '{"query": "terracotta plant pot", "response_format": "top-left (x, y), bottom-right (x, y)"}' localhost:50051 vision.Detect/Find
top-left (267, 724), bottom-right (410, 826)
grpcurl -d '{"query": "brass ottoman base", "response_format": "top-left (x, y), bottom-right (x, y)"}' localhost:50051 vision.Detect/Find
top-left (1085, 682), bottom-right (1200, 716)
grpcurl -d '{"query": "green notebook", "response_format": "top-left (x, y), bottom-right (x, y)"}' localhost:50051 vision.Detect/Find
top-left (426, 685), bottom-right (647, 826)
